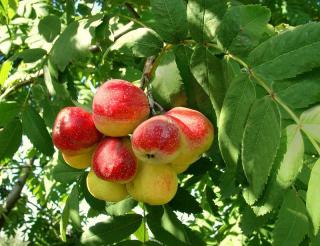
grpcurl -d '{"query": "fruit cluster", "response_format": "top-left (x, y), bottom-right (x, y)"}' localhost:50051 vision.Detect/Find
top-left (52, 79), bottom-right (214, 205)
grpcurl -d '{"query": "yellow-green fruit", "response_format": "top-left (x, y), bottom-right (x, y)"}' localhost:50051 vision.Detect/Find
top-left (62, 150), bottom-right (93, 169)
top-left (126, 162), bottom-right (178, 205)
top-left (86, 170), bottom-right (128, 202)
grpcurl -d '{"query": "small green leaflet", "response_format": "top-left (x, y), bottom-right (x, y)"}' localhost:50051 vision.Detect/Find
top-left (38, 15), bottom-right (61, 42)
top-left (249, 22), bottom-right (320, 81)
top-left (187, 0), bottom-right (227, 43)
top-left (273, 190), bottom-right (308, 246)
top-left (106, 197), bottom-right (137, 216)
top-left (218, 74), bottom-right (256, 169)
top-left (60, 184), bottom-right (81, 242)
top-left (0, 118), bottom-right (22, 161)
top-left (306, 159), bottom-right (320, 235)
top-left (300, 105), bottom-right (320, 143)
top-left (22, 105), bottom-right (54, 156)
top-left (150, 0), bottom-right (188, 43)
top-left (0, 60), bottom-right (12, 87)
top-left (169, 187), bottom-right (202, 214)
top-left (15, 48), bottom-right (47, 63)
top-left (81, 214), bottom-right (142, 245)
top-left (217, 5), bottom-right (271, 58)
top-left (190, 45), bottom-right (225, 117)
top-left (52, 155), bottom-right (84, 183)
top-left (242, 96), bottom-right (281, 205)
top-left (252, 125), bottom-right (304, 215)
top-left (111, 28), bottom-right (163, 57)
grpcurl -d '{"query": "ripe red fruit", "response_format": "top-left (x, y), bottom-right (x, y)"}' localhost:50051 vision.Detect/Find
top-left (131, 115), bottom-right (182, 164)
top-left (92, 137), bottom-right (138, 183)
top-left (92, 79), bottom-right (150, 136)
top-left (52, 107), bottom-right (102, 155)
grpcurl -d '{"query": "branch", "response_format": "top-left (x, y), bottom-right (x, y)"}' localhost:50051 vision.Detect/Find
top-left (0, 157), bottom-right (35, 230)
top-left (125, 2), bottom-right (140, 19)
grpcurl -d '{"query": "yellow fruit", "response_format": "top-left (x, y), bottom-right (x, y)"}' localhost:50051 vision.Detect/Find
top-left (86, 170), bottom-right (128, 202)
top-left (126, 162), bottom-right (178, 205)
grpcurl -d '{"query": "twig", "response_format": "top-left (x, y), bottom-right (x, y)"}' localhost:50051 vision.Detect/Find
top-left (125, 3), bottom-right (140, 19)
top-left (0, 157), bottom-right (35, 229)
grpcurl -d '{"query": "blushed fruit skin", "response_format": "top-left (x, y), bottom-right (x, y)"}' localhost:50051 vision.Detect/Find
top-left (86, 170), bottom-right (128, 202)
top-left (52, 107), bottom-right (102, 155)
top-left (126, 162), bottom-right (178, 205)
top-left (166, 107), bottom-right (214, 173)
top-left (131, 115), bottom-right (182, 164)
top-left (62, 145), bottom-right (96, 169)
top-left (92, 79), bottom-right (150, 136)
top-left (93, 137), bottom-right (138, 184)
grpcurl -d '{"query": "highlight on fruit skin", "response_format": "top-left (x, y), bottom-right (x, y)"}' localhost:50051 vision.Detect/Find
top-left (52, 106), bottom-right (102, 156)
top-left (131, 115), bottom-right (182, 165)
top-left (126, 162), bottom-right (178, 205)
top-left (166, 107), bottom-right (214, 173)
top-left (92, 79), bottom-right (150, 137)
top-left (92, 137), bottom-right (138, 184)
top-left (86, 170), bottom-right (128, 202)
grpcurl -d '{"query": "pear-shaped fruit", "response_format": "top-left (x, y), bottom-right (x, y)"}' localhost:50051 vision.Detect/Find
top-left (126, 162), bottom-right (178, 205)
top-left (86, 170), bottom-right (128, 202)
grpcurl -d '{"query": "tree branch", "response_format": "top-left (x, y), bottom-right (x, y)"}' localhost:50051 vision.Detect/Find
top-left (0, 157), bottom-right (35, 230)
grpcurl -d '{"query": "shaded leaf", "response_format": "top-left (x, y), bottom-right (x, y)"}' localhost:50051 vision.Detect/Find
top-left (306, 159), bottom-right (320, 235)
top-left (249, 22), bottom-right (320, 81)
top-left (242, 97), bottom-right (281, 205)
top-left (81, 214), bottom-right (142, 245)
top-left (111, 28), bottom-right (163, 57)
top-left (22, 105), bottom-right (54, 156)
top-left (106, 197), bottom-right (137, 216)
top-left (218, 74), bottom-right (256, 169)
top-left (0, 101), bottom-right (20, 127)
top-left (0, 118), bottom-right (22, 161)
top-left (273, 190), bottom-right (308, 246)
top-left (169, 187), bottom-right (202, 214)
top-left (187, 0), bottom-right (227, 43)
top-left (38, 15), bottom-right (61, 42)
top-left (150, 0), bottom-right (188, 43)
top-left (217, 5), bottom-right (271, 57)
top-left (190, 45), bottom-right (225, 117)
top-left (52, 155), bottom-right (84, 183)
top-left (16, 48), bottom-right (47, 63)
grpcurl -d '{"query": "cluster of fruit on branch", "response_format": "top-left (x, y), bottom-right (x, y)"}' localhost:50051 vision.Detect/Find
top-left (52, 79), bottom-right (214, 205)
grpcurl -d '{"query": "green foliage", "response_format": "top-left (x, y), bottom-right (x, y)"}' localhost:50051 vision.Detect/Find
top-left (1, 0), bottom-right (320, 245)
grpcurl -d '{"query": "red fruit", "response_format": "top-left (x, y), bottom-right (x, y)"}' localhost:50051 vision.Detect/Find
top-left (93, 137), bottom-right (137, 183)
top-left (52, 107), bottom-right (102, 155)
top-left (131, 115), bottom-right (182, 164)
top-left (92, 79), bottom-right (150, 136)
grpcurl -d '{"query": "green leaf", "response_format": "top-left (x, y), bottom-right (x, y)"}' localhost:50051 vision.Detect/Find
top-left (16, 48), bottom-right (47, 63)
top-left (169, 187), bottom-right (202, 214)
top-left (218, 74), bottom-right (256, 169)
top-left (190, 45), bottom-right (226, 117)
top-left (111, 28), bottom-right (163, 57)
top-left (0, 118), bottom-right (22, 161)
top-left (22, 105), bottom-right (54, 156)
top-left (60, 185), bottom-right (81, 242)
top-left (249, 22), bottom-right (320, 81)
top-left (106, 197), bottom-right (137, 216)
top-left (252, 125), bottom-right (304, 215)
top-left (217, 5), bottom-right (271, 57)
top-left (239, 206), bottom-right (269, 236)
top-left (147, 206), bottom-right (188, 246)
top-left (306, 159), bottom-right (320, 235)
top-left (0, 60), bottom-right (12, 86)
top-left (273, 190), bottom-right (308, 246)
top-left (275, 70), bottom-right (320, 109)
top-left (81, 214), bottom-right (142, 245)
top-left (300, 105), bottom-right (320, 143)
top-left (0, 101), bottom-right (20, 127)
top-left (50, 17), bottom-right (102, 71)
top-left (38, 15), bottom-right (61, 42)
top-left (187, 0), bottom-right (227, 43)
top-left (151, 50), bottom-right (184, 109)
top-left (116, 240), bottom-right (143, 246)
top-left (52, 155), bottom-right (84, 183)
top-left (150, 0), bottom-right (188, 43)
top-left (242, 97), bottom-right (281, 205)
top-left (221, 55), bottom-right (242, 89)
